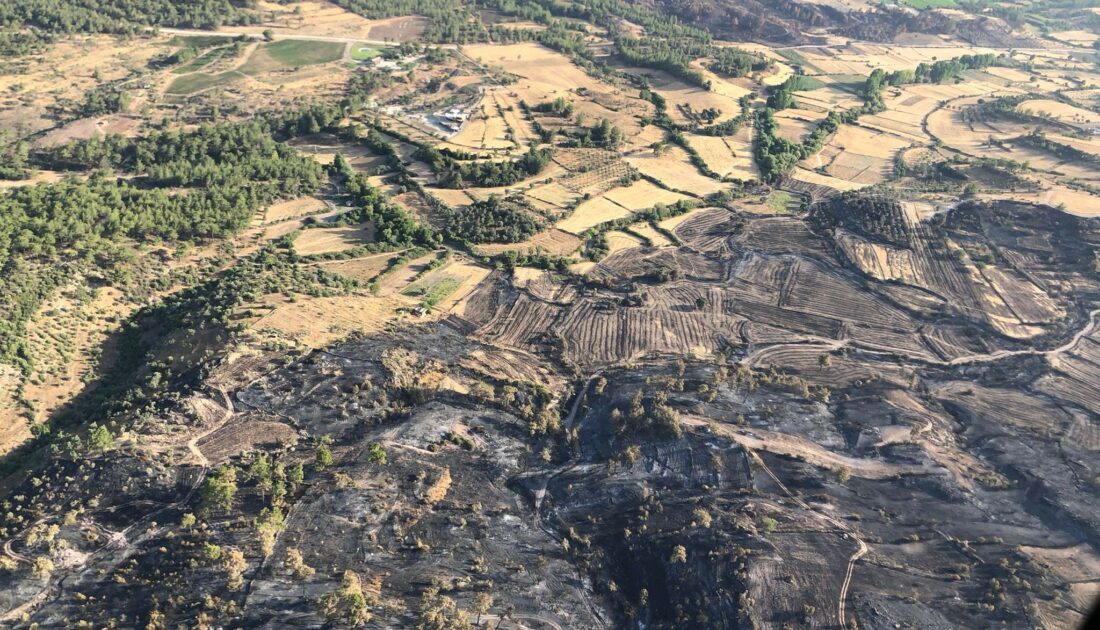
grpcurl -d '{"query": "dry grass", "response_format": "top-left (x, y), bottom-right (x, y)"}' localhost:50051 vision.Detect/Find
top-left (310, 252), bottom-right (399, 282)
top-left (684, 129), bottom-right (759, 181)
top-left (625, 145), bottom-right (728, 196)
top-left (1017, 99), bottom-right (1100, 127)
top-left (606, 231), bottom-right (644, 254)
top-left (476, 229), bottom-right (582, 256)
top-left (294, 225), bottom-right (375, 255)
top-left (263, 197), bottom-right (329, 223)
top-left (251, 294), bottom-right (409, 348)
top-left (557, 196), bottom-right (633, 234)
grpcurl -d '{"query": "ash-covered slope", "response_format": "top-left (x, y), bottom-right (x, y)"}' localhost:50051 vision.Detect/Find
top-left (1, 199), bottom-right (1098, 629)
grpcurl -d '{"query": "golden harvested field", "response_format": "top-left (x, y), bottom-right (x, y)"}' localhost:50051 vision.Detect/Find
top-left (263, 197), bottom-right (329, 223)
top-left (557, 196), bottom-right (633, 234)
top-left (625, 145), bottom-right (729, 196)
top-left (603, 179), bottom-right (690, 210)
top-left (429, 188), bottom-right (477, 208)
top-left (477, 229), bottom-right (582, 257)
top-left (684, 129), bottom-right (759, 181)
top-left (774, 109), bottom-right (825, 142)
top-left (461, 43), bottom-right (654, 149)
top-left (449, 93), bottom-right (515, 150)
top-left (983, 186), bottom-right (1100, 218)
top-left (294, 225), bottom-right (375, 255)
top-left (630, 223), bottom-right (673, 247)
top-left (525, 182), bottom-right (581, 210)
top-left (556, 179), bottom-right (690, 234)
top-left (812, 124), bottom-right (912, 184)
top-left (621, 66), bottom-right (748, 126)
top-left (606, 231), bottom-right (644, 254)
top-left (795, 43), bottom-right (995, 76)
top-left (795, 85), bottom-right (864, 112)
top-left (790, 166), bottom-right (865, 192)
top-left (928, 99), bottom-right (1100, 181)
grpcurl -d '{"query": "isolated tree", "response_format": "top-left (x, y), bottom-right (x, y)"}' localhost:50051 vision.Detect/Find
top-left (320, 570), bottom-right (373, 625)
top-left (87, 424), bottom-right (113, 451)
top-left (225, 549), bottom-right (247, 591)
top-left (199, 466), bottom-right (238, 516)
top-left (473, 593), bottom-right (493, 626)
top-left (367, 442), bottom-right (387, 465)
top-left (31, 556), bottom-right (54, 578)
top-left (314, 441), bottom-right (334, 472)
top-left (285, 548), bottom-right (315, 580)
top-left (670, 545), bottom-right (687, 564)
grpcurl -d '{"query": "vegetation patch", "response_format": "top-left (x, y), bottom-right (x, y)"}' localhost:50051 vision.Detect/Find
top-left (239, 39), bottom-right (346, 75)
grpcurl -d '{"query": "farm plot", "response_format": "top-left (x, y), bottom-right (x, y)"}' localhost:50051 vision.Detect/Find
top-left (789, 167), bottom-right (865, 192)
top-left (556, 154), bottom-right (637, 197)
top-left (476, 229), bottom-right (582, 257)
top-left (621, 65), bottom-right (748, 126)
top-left (625, 145), bottom-right (728, 196)
top-left (293, 225), bottom-right (375, 255)
top-left (165, 71), bottom-right (242, 95)
top-left (556, 180), bottom-right (689, 234)
top-left (238, 39), bottom-right (345, 75)
top-left (288, 134), bottom-right (393, 171)
top-left (684, 129), bottom-right (759, 181)
top-left (556, 197), bottom-right (633, 234)
top-left (773, 109), bottom-right (825, 142)
top-left (794, 85), bottom-right (864, 112)
top-left (311, 253), bottom-right (400, 283)
top-left (803, 125), bottom-right (912, 186)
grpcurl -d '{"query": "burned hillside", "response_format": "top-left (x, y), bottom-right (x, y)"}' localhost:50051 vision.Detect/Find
top-left (1, 194), bottom-right (1097, 628)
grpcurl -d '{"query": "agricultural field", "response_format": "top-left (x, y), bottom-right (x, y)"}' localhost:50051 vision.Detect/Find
top-left (3, 1), bottom-right (1100, 629)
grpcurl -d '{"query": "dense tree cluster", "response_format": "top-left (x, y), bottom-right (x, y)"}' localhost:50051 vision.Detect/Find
top-left (532, 97), bottom-right (575, 117)
top-left (707, 47), bottom-right (771, 78)
top-left (344, 173), bottom-right (439, 250)
top-left (0, 119), bottom-right (326, 366)
top-left (417, 145), bottom-right (553, 188)
top-left (36, 121), bottom-right (324, 196)
top-left (864, 53), bottom-right (999, 108)
top-left (443, 196), bottom-right (543, 245)
top-left (809, 192), bottom-right (912, 248)
top-left (0, 0), bottom-right (254, 35)
top-left (75, 83), bottom-right (131, 117)
top-left (569, 119), bottom-right (624, 149)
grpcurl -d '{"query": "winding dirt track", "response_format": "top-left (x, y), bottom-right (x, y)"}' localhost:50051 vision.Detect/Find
top-left (743, 447), bottom-right (867, 628)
